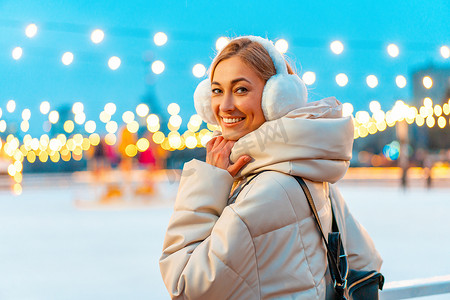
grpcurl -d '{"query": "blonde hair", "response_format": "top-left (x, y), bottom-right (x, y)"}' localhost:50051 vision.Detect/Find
top-left (210, 38), bottom-right (295, 82)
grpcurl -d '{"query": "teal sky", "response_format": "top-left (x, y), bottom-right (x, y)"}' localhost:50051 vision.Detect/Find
top-left (1, 0), bottom-right (449, 135)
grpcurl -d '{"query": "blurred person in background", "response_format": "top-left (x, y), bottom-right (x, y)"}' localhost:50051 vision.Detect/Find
top-left (160, 36), bottom-right (382, 299)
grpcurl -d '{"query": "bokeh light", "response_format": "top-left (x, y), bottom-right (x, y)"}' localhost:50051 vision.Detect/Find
top-left (104, 102), bottom-right (116, 115)
top-left (91, 29), bottom-right (105, 44)
top-left (22, 109), bottom-right (31, 120)
top-left (25, 23), bottom-right (38, 38)
top-left (387, 44), bottom-right (399, 57)
top-left (154, 32), bottom-right (168, 46)
top-left (7, 100), bottom-right (16, 113)
top-left (192, 64), bottom-right (206, 78)
top-left (275, 39), bottom-right (289, 54)
top-left (302, 71), bottom-right (316, 85)
top-left (62, 52), bottom-right (74, 65)
top-left (336, 73), bottom-right (348, 87)
top-left (48, 110), bottom-right (59, 124)
top-left (330, 41), bottom-right (344, 54)
top-left (40, 101), bottom-right (50, 114)
top-left (422, 76), bottom-right (433, 89)
top-left (72, 102), bottom-right (84, 114)
top-left (12, 47), bottom-right (23, 60)
top-left (151, 60), bottom-right (165, 74)
top-left (216, 37), bottom-right (230, 51)
top-left (366, 75), bottom-right (378, 88)
top-left (122, 111), bottom-right (135, 123)
top-left (108, 56), bottom-right (121, 70)
top-left (136, 103), bottom-right (150, 117)
top-left (167, 103), bottom-right (180, 115)
top-left (440, 46), bottom-right (450, 59)
top-left (396, 75), bottom-right (407, 88)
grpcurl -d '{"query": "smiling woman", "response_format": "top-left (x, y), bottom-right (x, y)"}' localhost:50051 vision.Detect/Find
top-left (210, 56), bottom-right (266, 141)
top-left (160, 36), bottom-right (382, 300)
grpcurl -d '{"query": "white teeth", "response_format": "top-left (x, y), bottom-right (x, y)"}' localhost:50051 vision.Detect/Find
top-left (222, 117), bottom-right (244, 124)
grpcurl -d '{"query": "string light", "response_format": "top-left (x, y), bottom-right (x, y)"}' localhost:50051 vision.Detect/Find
top-left (330, 41), bottom-right (344, 55)
top-left (192, 64), bottom-right (206, 78)
top-left (275, 39), bottom-right (289, 54)
top-left (336, 73), bottom-right (348, 87)
top-left (387, 44), bottom-right (399, 57)
top-left (151, 60), bottom-right (165, 74)
top-left (154, 32), bottom-right (168, 46)
top-left (25, 24), bottom-right (38, 38)
top-left (108, 56), bottom-right (121, 70)
top-left (216, 37), bottom-right (230, 51)
top-left (302, 71), bottom-right (316, 85)
top-left (91, 29), bottom-right (105, 44)
top-left (61, 52), bottom-right (74, 65)
top-left (12, 47), bottom-right (23, 60)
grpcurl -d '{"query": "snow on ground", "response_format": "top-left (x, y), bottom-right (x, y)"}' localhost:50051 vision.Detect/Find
top-left (0, 175), bottom-right (449, 300)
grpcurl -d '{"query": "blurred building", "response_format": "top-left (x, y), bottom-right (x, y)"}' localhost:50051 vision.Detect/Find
top-left (411, 65), bottom-right (450, 150)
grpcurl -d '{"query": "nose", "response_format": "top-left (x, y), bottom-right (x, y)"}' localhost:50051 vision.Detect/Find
top-left (220, 93), bottom-right (235, 112)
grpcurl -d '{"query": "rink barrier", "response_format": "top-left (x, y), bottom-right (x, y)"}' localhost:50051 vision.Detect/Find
top-left (380, 274), bottom-right (450, 299)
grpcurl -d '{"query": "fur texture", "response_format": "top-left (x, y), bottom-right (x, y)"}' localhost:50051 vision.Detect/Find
top-left (193, 36), bottom-right (307, 125)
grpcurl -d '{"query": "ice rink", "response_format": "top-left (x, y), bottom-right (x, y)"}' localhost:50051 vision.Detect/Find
top-left (0, 173), bottom-right (449, 299)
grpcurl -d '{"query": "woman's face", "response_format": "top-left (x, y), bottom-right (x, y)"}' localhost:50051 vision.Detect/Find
top-left (211, 56), bottom-right (266, 141)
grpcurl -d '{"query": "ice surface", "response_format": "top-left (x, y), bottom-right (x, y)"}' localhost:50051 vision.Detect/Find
top-left (0, 176), bottom-right (448, 299)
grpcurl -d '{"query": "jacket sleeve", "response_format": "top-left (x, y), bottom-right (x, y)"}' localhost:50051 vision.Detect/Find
top-left (159, 159), bottom-right (260, 300)
top-left (329, 184), bottom-right (383, 272)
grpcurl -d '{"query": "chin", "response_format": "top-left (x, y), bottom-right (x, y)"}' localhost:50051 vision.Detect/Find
top-left (221, 130), bottom-right (244, 141)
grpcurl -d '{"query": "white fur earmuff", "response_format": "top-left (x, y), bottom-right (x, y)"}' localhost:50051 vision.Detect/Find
top-left (193, 35), bottom-right (307, 125)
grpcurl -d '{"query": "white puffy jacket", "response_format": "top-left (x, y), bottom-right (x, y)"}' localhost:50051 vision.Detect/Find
top-left (160, 98), bottom-right (382, 299)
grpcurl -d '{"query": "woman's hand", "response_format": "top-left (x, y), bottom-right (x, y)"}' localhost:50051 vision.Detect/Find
top-left (206, 136), bottom-right (252, 177)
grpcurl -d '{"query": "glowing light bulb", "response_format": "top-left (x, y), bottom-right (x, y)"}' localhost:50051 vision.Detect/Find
top-left (396, 75), bottom-right (407, 88)
top-left (342, 103), bottom-right (354, 117)
top-left (423, 76), bottom-right (433, 89)
top-left (366, 75), bottom-right (378, 88)
top-left (302, 71), bottom-right (316, 85)
top-left (167, 103), bottom-right (180, 115)
top-left (336, 73), bottom-right (348, 87)
top-left (72, 102), bottom-right (84, 114)
top-left (91, 29), bottom-right (105, 44)
top-left (108, 56), bottom-right (121, 70)
top-left (12, 47), bottom-right (23, 60)
top-left (369, 101), bottom-right (381, 113)
top-left (275, 39), bottom-right (289, 54)
top-left (104, 102), bottom-right (116, 115)
top-left (216, 37), bottom-right (230, 51)
top-left (136, 103), bottom-right (150, 117)
top-left (40, 101), bottom-right (50, 114)
top-left (48, 111), bottom-right (59, 124)
top-left (22, 109), bottom-right (31, 120)
top-left (7, 100), bottom-right (16, 113)
top-left (387, 44), bottom-right (399, 57)
top-left (440, 46), bottom-right (450, 59)
top-left (62, 52), bottom-right (74, 65)
top-left (25, 24), bottom-right (38, 38)
top-left (151, 60), bottom-right (165, 74)
top-left (192, 64), bottom-right (206, 78)
top-left (330, 41), bottom-right (344, 55)
top-left (154, 32), bottom-right (168, 46)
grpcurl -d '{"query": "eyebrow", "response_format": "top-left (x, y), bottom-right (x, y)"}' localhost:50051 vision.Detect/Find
top-left (211, 77), bottom-right (251, 86)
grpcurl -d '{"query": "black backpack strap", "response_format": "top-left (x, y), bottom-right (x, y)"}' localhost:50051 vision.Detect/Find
top-left (292, 176), bottom-right (347, 296)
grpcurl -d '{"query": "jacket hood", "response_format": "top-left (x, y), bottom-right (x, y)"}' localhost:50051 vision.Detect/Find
top-left (227, 97), bottom-right (354, 183)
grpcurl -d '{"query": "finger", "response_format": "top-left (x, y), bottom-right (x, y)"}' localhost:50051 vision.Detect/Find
top-left (213, 136), bottom-right (224, 148)
top-left (206, 137), bottom-right (217, 152)
top-left (227, 155), bottom-right (252, 177)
